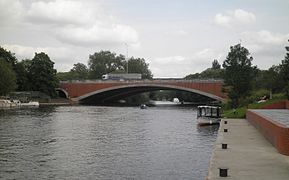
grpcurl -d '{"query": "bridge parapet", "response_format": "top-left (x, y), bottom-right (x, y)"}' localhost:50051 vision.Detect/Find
top-left (60, 79), bottom-right (223, 84)
top-left (59, 79), bottom-right (226, 102)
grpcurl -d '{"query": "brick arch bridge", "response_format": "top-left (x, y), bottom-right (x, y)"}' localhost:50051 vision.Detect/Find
top-left (58, 80), bottom-right (226, 105)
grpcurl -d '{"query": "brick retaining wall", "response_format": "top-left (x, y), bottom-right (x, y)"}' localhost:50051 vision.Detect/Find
top-left (246, 109), bottom-right (289, 155)
top-left (261, 100), bottom-right (289, 109)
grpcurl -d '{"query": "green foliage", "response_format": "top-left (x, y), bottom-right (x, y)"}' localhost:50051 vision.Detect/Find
top-left (14, 59), bottom-right (32, 91)
top-left (0, 46), bottom-right (17, 67)
top-left (57, 72), bottom-right (74, 81)
top-left (222, 44), bottom-right (256, 108)
top-left (254, 66), bottom-right (284, 93)
top-left (185, 59), bottom-right (223, 79)
top-left (0, 59), bottom-right (17, 95)
top-left (280, 42), bottom-right (289, 99)
top-left (88, 50), bottom-right (153, 80)
top-left (222, 93), bottom-right (287, 118)
top-left (88, 51), bottom-right (125, 79)
top-left (239, 89), bottom-right (270, 107)
top-left (29, 52), bottom-right (58, 97)
top-left (70, 63), bottom-right (89, 80)
top-left (212, 59), bottom-right (221, 69)
top-left (127, 57), bottom-right (153, 79)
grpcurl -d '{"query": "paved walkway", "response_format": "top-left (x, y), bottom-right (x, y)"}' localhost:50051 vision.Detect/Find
top-left (250, 109), bottom-right (289, 127)
top-left (207, 119), bottom-right (289, 180)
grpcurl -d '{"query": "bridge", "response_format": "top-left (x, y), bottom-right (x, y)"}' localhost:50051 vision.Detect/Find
top-left (58, 79), bottom-right (226, 105)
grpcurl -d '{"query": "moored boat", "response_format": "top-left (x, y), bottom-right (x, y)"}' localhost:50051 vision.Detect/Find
top-left (21, 101), bottom-right (39, 107)
top-left (197, 105), bottom-right (221, 126)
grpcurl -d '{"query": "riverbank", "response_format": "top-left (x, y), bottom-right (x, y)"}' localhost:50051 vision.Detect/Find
top-left (207, 118), bottom-right (289, 179)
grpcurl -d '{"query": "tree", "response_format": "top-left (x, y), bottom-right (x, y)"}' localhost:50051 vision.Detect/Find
top-left (255, 66), bottom-right (284, 94)
top-left (127, 57), bottom-right (153, 79)
top-left (185, 59), bottom-right (222, 79)
top-left (222, 44), bottom-right (255, 107)
top-left (88, 51), bottom-right (125, 79)
top-left (280, 40), bottom-right (289, 99)
top-left (29, 52), bottom-right (58, 97)
top-left (0, 46), bottom-right (17, 67)
top-left (0, 59), bottom-right (17, 95)
top-left (14, 59), bottom-right (32, 91)
top-left (70, 63), bottom-right (89, 80)
top-left (212, 59), bottom-right (221, 69)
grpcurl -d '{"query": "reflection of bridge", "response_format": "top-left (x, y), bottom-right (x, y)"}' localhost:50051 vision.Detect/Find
top-left (58, 80), bottom-right (226, 105)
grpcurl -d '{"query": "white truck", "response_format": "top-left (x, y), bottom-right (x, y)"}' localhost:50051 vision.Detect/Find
top-left (102, 73), bottom-right (142, 80)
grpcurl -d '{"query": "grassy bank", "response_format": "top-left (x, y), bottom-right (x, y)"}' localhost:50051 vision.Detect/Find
top-left (223, 93), bottom-right (287, 118)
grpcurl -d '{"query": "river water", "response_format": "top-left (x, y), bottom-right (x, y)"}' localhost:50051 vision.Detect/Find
top-left (0, 106), bottom-right (218, 180)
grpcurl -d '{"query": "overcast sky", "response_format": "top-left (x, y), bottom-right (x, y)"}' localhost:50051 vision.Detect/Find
top-left (1, 0), bottom-right (289, 78)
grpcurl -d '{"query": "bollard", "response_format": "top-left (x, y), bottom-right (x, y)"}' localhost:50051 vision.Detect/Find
top-left (222, 143), bottom-right (227, 149)
top-left (224, 129), bottom-right (228, 132)
top-left (224, 120), bottom-right (227, 124)
top-left (219, 167), bottom-right (228, 177)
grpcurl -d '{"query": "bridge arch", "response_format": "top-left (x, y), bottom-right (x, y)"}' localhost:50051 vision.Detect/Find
top-left (56, 88), bottom-right (69, 98)
top-left (77, 83), bottom-right (224, 104)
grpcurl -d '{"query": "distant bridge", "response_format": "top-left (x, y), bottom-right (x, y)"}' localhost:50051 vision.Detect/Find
top-left (58, 79), bottom-right (226, 105)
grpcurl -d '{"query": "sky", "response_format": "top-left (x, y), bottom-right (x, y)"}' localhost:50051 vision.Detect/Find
top-left (1, 0), bottom-right (289, 78)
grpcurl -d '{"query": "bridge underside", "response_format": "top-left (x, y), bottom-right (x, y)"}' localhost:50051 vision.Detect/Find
top-left (77, 85), bottom-right (223, 105)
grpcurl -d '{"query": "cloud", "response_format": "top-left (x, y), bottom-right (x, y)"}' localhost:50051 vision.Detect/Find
top-left (3, 44), bottom-right (70, 60)
top-left (240, 30), bottom-right (289, 68)
top-left (55, 23), bottom-right (139, 47)
top-left (1, 0), bottom-right (139, 47)
top-left (25, 0), bottom-right (139, 47)
top-left (151, 49), bottom-right (223, 77)
top-left (26, 0), bottom-right (99, 26)
top-left (214, 9), bottom-right (256, 28)
top-left (2, 43), bottom-right (95, 71)
top-left (0, 0), bottom-right (24, 26)
top-left (241, 30), bottom-right (289, 47)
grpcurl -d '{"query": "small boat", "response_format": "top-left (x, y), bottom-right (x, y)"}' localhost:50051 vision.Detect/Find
top-left (197, 105), bottom-right (221, 126)
top-left (21, 101), bottom-right (39, 107)
top-left (140, 104), bottom-right (147, 109)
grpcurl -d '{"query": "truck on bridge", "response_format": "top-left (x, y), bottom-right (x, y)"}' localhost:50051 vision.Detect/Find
top-left (102, 73), bottom-right (142, 80)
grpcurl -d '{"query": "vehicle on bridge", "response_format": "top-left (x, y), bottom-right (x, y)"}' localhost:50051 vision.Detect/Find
top-left (102, 73), bottom-right (142, 80)
top-left (197, 105), bottom-right (221, 126)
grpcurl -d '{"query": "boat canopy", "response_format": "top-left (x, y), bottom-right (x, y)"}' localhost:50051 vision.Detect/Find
top-left (197, 105), bottom-right (221, 118)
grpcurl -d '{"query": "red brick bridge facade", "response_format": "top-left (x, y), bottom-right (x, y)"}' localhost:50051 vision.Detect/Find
top-left (58, 80), bottom-right (226, 104)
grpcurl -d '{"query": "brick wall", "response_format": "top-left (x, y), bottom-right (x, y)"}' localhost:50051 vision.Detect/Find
top-left (246, 110), bottom-right (289, 156)
top-left (261, 101), bottom-right (286, 109)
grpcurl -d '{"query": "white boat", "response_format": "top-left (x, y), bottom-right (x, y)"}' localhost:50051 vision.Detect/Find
top-left (21, 101), bottom-right (39, 107)
top-left (0, 99), bottom-right (13, 108)
top-left (197, 105), bottom-right (221, 126)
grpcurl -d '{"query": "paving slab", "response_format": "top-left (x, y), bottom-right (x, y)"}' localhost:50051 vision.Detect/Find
top-left (250, 109), bottom-right (289, 127)
top-left (207, 119), bottom-right (289, 180)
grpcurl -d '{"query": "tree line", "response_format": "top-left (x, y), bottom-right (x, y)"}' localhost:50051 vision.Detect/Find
top-left (0, 48), bottom-right (152, 97)
top-left (1, 42), bottom-right (288, 105)
top-left (185, 42), bottom-right (289, 107)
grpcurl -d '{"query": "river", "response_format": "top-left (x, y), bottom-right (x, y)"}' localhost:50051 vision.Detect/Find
top-left (0, 106), bottom-right (218, 180)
